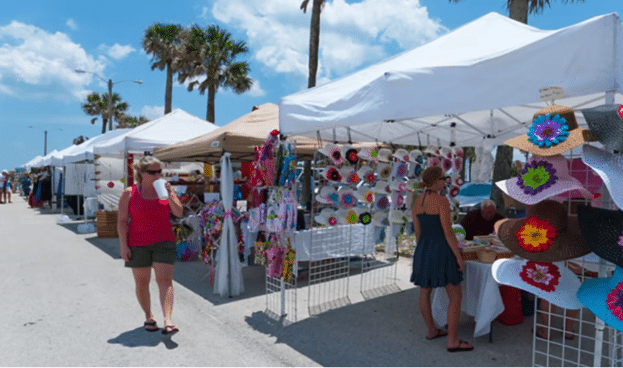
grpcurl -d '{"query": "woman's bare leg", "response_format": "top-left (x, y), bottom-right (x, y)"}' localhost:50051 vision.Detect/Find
top-left (132, 267), bottom-right (154, 321)
top-left (153, 262), bottom-right (175, 327)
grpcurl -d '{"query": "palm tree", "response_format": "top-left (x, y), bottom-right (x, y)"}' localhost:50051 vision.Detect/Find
top-left (176, 24), bottom-right (252, 124)
top-left (116, 115), bottom-right (149, 129)
top-left (449, 0), bottom-right (584, 209)
top-left (143, 23), bottom-right (184, 115)
top-left (81, 92), bottom-right (130, 134)
top-left (300, 0), bottom-right (325, 88)
top-left (72, 135), bottom-right (88, 145)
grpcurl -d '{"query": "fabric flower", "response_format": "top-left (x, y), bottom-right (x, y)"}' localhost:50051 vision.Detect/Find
top-left (376, 195), bottom-right (389, 210)
top-left (516, 160), bottom-right (558, 195)
top-left (329, 146), bottom-right (344, 165)
top-left (618, 105), bottom-right (623, 120)
top-left (414, 164), bottom-right (423, 176)
top-left (454, 158), bottom-right (463, 172)
top-left (326, 167), bottom-right (342, 182)
top-left (328, 216), bottom-right (338, 226)
top-left (340, 192), bottom-right (356, 207)
top-left (395, 163), bottom-right (407, 178)
top-left (449, 186), bottom-right (460, 198)
top-left (415, 155), bottom-right (424, 164)
top-left (347, 172), bottom-right (360, 185)
top-left (606, 281), bottom-right (623, 321)
top-left (515, 217), bottom-right (558, 252)
top-left (365, 172), bottom-right (376, 184)
top-left (380, 165), bottom-right (392, 179)
top-left (345, 148), bottom-right (358, 165)
top-left (328, 192), bottom-right (339, 205)
top-left (619, 234), bottom-right (623, 247)
top-left (442, 159), bottom-right (453, 172)
top-left (395, 194), bottom-right (404, 207)
top-left (527, 113), bottom-right (571, 147)
top-left (519, 261), bottom-right (561, 292)
top-left (455, 177), bottom-right (464, 186)
top-left (362, 191), bottom-right (374, 204)
top-left (429, 157), bottom-right (441, 168)
top-left (346, 210), bottom-right (358, 224)
top-left (359, 212), bottom-right (372, 225)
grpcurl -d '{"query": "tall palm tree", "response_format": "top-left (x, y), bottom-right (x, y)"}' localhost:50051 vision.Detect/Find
top-left (143, 23), bottom-right (184, 115)
top-left (300, 0), bottom-right (325, 88)
top-left (449, 0), bottom-right (584, 209)
top-left (116, 115), bottom-right (149, 129)
top-left (81, 92), bottom-right (130, 134)
top-left (72, 135), bottom-right (88, 145)
top-left (176, 24), bottom-right (252, 124)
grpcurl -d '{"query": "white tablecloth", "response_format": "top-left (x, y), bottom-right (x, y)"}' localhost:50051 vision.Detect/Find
top-left (431, 260), bottom-right (505, 338)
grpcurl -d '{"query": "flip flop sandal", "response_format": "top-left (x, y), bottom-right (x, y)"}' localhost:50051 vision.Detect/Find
top-left (162, 325), bottom-right (179, 335)
top-left (144, 320), bottom-right (159, 332)
top-left (447, 340), bottom-right (474, 352)
top-left (425, 329), bottom-right (448, 340)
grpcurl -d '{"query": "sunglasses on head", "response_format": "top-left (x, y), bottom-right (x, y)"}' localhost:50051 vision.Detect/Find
top-left (144, 169), bottom-right (162, 175)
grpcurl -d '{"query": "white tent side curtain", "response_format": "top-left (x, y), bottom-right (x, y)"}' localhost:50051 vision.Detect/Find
top-left (278, 12), bottom-right (623, 147)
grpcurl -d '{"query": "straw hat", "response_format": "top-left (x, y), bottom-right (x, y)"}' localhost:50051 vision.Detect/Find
top-left (393, 148), bottom-right (410, 162)
top-left (494, 200), bottom-right (590, 262)
top-left (314, 208), bottom-right (338, 226)
top-left (495, 154), bottom-right (591, 205)
top-left (357, 147), bottom-right (378, 161)
top-left (354, 185), bottom-right (375, 204)
top-left (579, 104), bottom-right (623, 152)
top-left (581, 144), bottom-right (623, 210)
top-left (377, 162), bottom-right (392, 180)
top-left (577, 205), bottom-right (623, 269)
top-left (504, 105), bottom-right (595, 156)
top-left (315, 185), bottom-right (339, 205)
top-left (341, 145), bottom-right (359, 165)
top-left (318, 143), bottom-right (344, 165)
top-left (320, 166), bottom-right (342, 183)
top-left (377, 148), bottom-right (393, 163)
top-left (372, 211), bottom-right (389, 227)
top-left (577, 266), bottom-right (623, 332)
top-left (492, 258), bottom-right (583, 310)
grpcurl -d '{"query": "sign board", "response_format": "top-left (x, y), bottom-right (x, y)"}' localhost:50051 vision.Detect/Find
top-left (539, 86), bottom-right (565, 102)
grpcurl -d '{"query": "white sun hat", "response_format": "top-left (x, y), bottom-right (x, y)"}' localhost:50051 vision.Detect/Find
top-left (424, 145), bottom-right (439, 155)
top-left (392, 161), bottom-right (409, 179)
top-left (581, 144), bottom-right (623, 210)
top-left (377, 162), bottom-right (392, 180)
top-left (357, 147), bottom-right (379, 161)
top-left (393, 148), bottom-right (410, 162)
top-left (439, 146), bottom-right (453, 160)
top-left (409, 149), bottom-right (425, 164)
top-left (372, 180), bottom-right (390, 194)
top-left (315, 185), bottom-right (339, 205)
top-left (377, 148), bottom-right (393, 163)
top-left (357, 165), bottom-right (375, 185)
top-left (337, 186), bottom-right (357, 208)
top-left (314, 208), bottom-right (338, 226)
top-left (318, 143), bottom-right (344, 165)
top-left (354, 185), bottom-right (375, 204)
top-left (337, 208), bottom-right (360, 225)
top-left (372, 211), bottom-right (389, 227)
top-left (339, 166), bottom-right (359, 186)
top-left (390, 180), bottom-right (407, 192)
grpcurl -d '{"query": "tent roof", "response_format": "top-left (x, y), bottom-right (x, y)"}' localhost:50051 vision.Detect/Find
top-left (155, 103), bottom-right (330, 163)
top-left (94, 109), bottom-right (218, 155)
top-left (62, 129), bottom-right (132, 164)
top-left (279, 12), bottom-right (623, 147)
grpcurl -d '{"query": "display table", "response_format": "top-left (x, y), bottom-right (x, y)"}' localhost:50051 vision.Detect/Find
top-left (431, 260), bottom-right (505, 338)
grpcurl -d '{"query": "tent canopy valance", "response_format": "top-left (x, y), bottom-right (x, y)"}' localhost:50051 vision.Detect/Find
top-left (278, 12), bottom-right (623, 147)
top-left (154, 103), bottom-right (375, 163)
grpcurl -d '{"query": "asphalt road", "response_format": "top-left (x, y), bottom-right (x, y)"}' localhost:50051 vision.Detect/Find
top-left (0, 194), bottom-right (539, 367)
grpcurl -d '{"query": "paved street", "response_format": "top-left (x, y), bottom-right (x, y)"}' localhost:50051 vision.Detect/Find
top-left (0, 194), bottom-right (535, 366)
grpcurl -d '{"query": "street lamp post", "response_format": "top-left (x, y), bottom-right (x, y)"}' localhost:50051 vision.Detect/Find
top-left (75, 69), bottom-right (143, 130)
top-left (28, 126), bottom-right (62, 156)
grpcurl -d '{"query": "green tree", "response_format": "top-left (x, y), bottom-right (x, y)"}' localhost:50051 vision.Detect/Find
top-left (72, 135), bottom-right (88, 145)
top-left (81, 92), bottom-right (130, 134)
top-left (300, 0), bottom-right (325, 88)
top-left (143, 23), bottom-right (184, 115)
top-left (176, 24), bottom-right (252, 124)
top-left (116, 115), bottom-right (150, 129)
top-left (449, 0), bottom-right (585, 209)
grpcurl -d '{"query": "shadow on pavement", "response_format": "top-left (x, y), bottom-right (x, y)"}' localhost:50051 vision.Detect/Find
top-left (84, 236), bottom-right (121, 260)
top-left (107, 327), bottom-right (178, 350)
top-left (244, 287), bottom-right (533, 367)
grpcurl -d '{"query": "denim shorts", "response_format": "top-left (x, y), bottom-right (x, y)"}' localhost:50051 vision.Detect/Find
top-left (125, 241), bottom-right (176, 268)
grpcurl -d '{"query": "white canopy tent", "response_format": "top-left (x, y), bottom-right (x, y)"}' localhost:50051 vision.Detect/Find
top-left (93, 109), bottom-right (218, 156)
top-left (62, 129), bottom-right (132, 165)
top-left (21, 155), bottom-right (43, 170)
top-left (279, 12), bottom-right (623, 147)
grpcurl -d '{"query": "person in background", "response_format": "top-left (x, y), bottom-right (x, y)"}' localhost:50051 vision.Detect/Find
top-left (460, 199), bottom-right (505, 241)
top-left (117, 156), bottom-right (183, 335)
top-left (21, 172), bottom-right (31, 197)
top-left (0, 170), bottom-right (6, 204)
top-left (3, 171), bottom-right (12, 203)
top-left (410, 166), bottom-right (474, 352)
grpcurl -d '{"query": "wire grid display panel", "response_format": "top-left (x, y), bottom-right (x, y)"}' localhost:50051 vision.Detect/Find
top-left (531, 143), bottom-right (623, 367)
top-left (307, 225), bottom-right (353, 316)
top-left (360, 227), bottom-right (400, 300)
top-left (265, 274), bottom-right (297, 325)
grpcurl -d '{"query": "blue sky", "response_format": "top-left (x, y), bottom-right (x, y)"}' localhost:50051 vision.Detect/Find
top-left (1, 0), bottom-right (620, 170)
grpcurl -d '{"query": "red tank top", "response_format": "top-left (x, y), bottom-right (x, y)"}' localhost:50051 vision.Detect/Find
top-left (127, 185), bottom-right (176, 247)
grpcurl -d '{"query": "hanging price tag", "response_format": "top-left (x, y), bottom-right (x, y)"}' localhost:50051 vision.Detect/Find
top-left (539, 86), bottom-right (565, 102)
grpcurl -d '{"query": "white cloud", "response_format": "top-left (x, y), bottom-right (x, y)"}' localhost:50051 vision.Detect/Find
top-left (99, 43), bottom-right (136, 60)
top-left (140, 105), bottom-right (165, 120)
top-left (210, 0), bottom-right (446, 81)
top-left (0, 21), bottom-right (106, 100)
top-left (66, 19), bottom-right (78, 30)
top-left (247, 79), bottom-right (266, 97)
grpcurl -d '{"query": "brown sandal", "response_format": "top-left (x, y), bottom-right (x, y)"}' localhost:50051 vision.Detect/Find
top-left (447, 340), bottom-right (474, 352)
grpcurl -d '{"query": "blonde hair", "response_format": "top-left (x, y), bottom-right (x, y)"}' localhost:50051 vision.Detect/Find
top-left (132, 155), bottom-right (163, 183)
top-left (416, 166), bottom-right (444, 189)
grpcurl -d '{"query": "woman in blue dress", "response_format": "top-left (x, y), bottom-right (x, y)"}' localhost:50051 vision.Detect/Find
top-left (411, 166), bottom-right (473, 352)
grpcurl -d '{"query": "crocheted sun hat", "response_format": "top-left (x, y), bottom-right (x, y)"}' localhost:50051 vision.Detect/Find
top-left (581, 144), bottom-right (623, 211)
top-left (504, 105), bottom-right (595, 156)
top-left (580, 104), bottom-right (623, 152)
top-left (494, 199), bottom-right (590, 263)
top-left (577, 205), bottom-right (623, 269)
top-left (492, 258), bottom-right (583, 310)
top-left (577, 266), bottom-right (623, 333)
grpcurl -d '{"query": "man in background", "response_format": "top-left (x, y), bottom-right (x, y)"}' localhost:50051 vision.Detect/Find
top-left (460, 199), bottom-right (505, 241)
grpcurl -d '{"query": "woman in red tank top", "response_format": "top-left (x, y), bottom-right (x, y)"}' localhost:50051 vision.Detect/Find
top-left (118, 156), bottom-right (183, 335)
